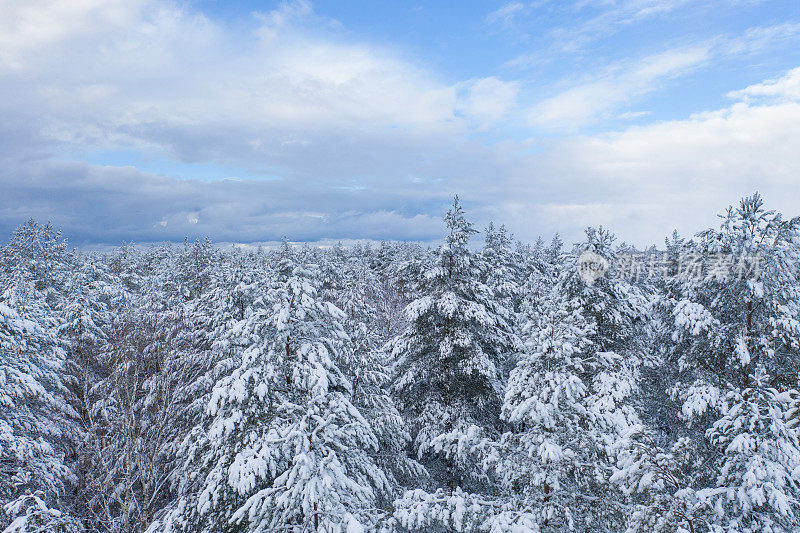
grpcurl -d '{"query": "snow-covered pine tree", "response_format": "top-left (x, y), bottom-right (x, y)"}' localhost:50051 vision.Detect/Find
top-left (335, 253), bottom-right (424, 500)
top-left (3, 219), bottom-right (70, 299)
top-left (368, 243), bottom-right (413, 347)
top-left (59, 256), bottom-right (111, 530)
top-left (389, 197), bottom-right (519, 516)
top-left (480, 223), bottom-right (526, 381)
top-left (0, 242), bottom-right (78, 531)
top-left (176, 238), bottom-right (217, 301)
top-left (543, 234), bottom-right (564, 284)
top-left (480, 223), bottom-right (523, 318)
top-left (489, 226), bottom-right (646, 531)
top-left (517, 234), bottom-right (563, 341)
top-left (615, 193), bottom-right (800, 532)
top-left (170, 245), bottom-right (263, 441)
top-left (554, 227), bottom-right (646, 448)
top-left (152, 247), bottom-right (276, 533)
top-left (161, 239), bottom-right (388, 532)
top-left (491, 286), bottom-right (606, 530)
top-left (702, 368), bottom-right (800, 532)
top-left (318, 243), bottom-right (348, 305)
top-left (491, 227), bottom-right (645, 531)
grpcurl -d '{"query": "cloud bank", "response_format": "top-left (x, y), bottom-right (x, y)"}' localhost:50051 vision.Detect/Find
top-left (2, 0), bottom-right (800, 247)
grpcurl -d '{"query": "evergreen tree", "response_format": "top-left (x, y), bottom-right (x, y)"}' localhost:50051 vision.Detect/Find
top-left (615, 193), bottom-right (800, 533)
top-left (493, 288), bottom-right (607, 530)
top-left (336, 254), bottom-right (424, 498)
top-left (490, 230), bottom-right (645, 531)
top-left (702, 368), bottom-right (800, 532)
top-left (0, 257), bottom-right (76, 530)
top-left (162, 240), bottom-right (388, 532)
top-left (390, 197), bottom-right (518, 493)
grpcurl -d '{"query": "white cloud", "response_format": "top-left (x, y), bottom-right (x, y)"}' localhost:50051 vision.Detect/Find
top-left (727, 67), bottom-right (800, 102)
top-left (527, 46), bottom-right (710, 128)
top-left (256, 0), bottom-right (312, 29)
top-left (486, 2), bottom-right (528, 26)
top-left (0, 0), bottom-right (150, 70)
top-left (616, 110), bottom-right (651, 120)
top-left (724, 21), bottom-right (800, 56)
top-left (461, 77), bottom-right (520, 127)
top-left (504, 66), bottom-right (800, 244)
top-left (0, 0), bottom-right (475, 169)
top-left (12, 66), bottom-right (800, 247)
top-left (0, 159), bottom-right (454, 243)
top-left (525, 19), bottom-right (800, 130)
top-left (549, 0), bottom-right (695, 52)
top-left (0, 0), bottom-right (525, 243)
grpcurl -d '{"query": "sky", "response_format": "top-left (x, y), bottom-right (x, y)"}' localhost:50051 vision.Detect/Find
top-left (2, 0), bottom-right (800, 248)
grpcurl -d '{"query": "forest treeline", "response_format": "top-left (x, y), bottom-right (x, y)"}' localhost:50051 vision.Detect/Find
top-left (2, 193), bottom-right (800, 532)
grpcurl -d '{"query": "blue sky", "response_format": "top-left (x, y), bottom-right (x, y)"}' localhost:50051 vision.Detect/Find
top-left (2, 0), bottom-right (800, 247)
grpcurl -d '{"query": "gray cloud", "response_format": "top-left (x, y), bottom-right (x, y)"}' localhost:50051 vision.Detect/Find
top-left (2, 160), bottom-right (452, 245)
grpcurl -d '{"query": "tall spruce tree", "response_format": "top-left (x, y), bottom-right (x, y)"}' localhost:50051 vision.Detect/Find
top-left (0, 228), bottom-right (79, 531)
top-left (159, 240), bottom-right (388, 532)
top-left (614, 193), bottom-right (800, 532)
top-left (389, 197), bottom-right (518, 504)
